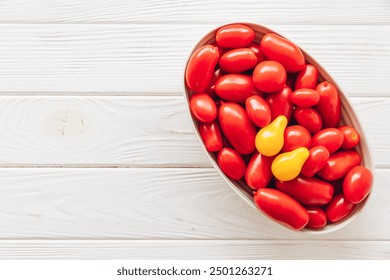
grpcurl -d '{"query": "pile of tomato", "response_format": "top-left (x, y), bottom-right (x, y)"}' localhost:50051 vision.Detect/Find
top-left (185, 24), bottom-right (373, 231)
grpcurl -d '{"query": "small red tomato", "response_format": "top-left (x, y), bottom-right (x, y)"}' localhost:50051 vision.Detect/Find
top-left (219, 48), bottom-right (257, 73)
top-left (319, 150), bottom-right (361, 181)
top-left (185, 45), bottom-right (219, 92)
top-left (245, 95), bottom-right (271, 127)
top-left (216, 24), bottom-right (255, 48)
top-left (315, 81), bottom-right (341, 128)
top-left (247, 43), bottom-right (265, 64)
top-left (266, 86), bottom-right (293, 121)
top-left (215, 74), bottom-right (257, 103)
top-left (198, 121), bottom-right (223, 152)
top-left (311, 128), bottom-right (344, 154)
top-left (339, 126), bottom-right (360, 150)
top-left (293, 107), bottom-right (322, 134)
top-left (205, 68), bottom-right (223, 98)
top-left (253, 61), bottom-right (287, 93)
top-left (276, 176), bottom-right (334, 206)
top-left (219, 102), bottom-right (256, 155)
top-left (217, 148), bottom-right (246, 180)
top-left (343, 166), bottom-right (373, 204)
top-left (301, 145), bottom-right (330, 177)
top-left (245, 152), bottom-right (274, 190)
top-left (306, 207), bottom-right (327, 229)
top-left (260, 33), bottom-right (305, 73)
top-left (295, 64), bottom-right (318, 90)
top-left (189, 93), bottom-right (217, 123)
top-left (254, 188), bottom-right (309, 230)
top-left (290, 88), bottom-right (320, 107)
top-left (326, 194), bottom-right (355, 223)
top-left (282, 125), bottom-right (311, 152)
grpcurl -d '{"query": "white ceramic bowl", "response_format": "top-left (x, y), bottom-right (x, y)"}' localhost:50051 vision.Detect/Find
top-left (183, 23), bottom-right (374, 233)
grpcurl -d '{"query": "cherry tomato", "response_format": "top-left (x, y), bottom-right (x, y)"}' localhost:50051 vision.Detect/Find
top-left (215, 74), bottom-right (257, 103)
top-left (306, 207), bottom-right (327, 229)
top-left (185, 45), bottom-right (219, 92)
top-left (247, 43), bottom-right (265, 64)
top-left (253, 61), bottom-right (287, 93)
top-left (293, 107), bottom-right (322, 134)
top-left (326, 194), bottom-right (355, 223)
top-left (260, 33), bottom-right (305, 73)
top-left (254, 188), bottom-right (309, 230)
top-left (314, 81), bottom-right (341, 128)
top-left (245, 152), bottom-right (274, 190)
top-left (343, 166), bottom-right (373, 204)
top-left (276, 176), bottom-right (334, 206)
top-left (295, 64), bottom-right (318, 89)
top-left (219, 102), bottom-right (256, 155)
top-left (198, 121), bottom-right (223, 152)
top-left (216, 24), bottom-right (255, 48)
top-left (245, 95), bottom-right (271, 127)
top-left (318, 150), bottom-right (361, 181)
top-left (311, 128), bottom-right (344, 154)
top-left (266, 86), bottom-right (293, 121)
top-left (205, 68), bottom-right (223, 98)
top-left (339, 126), bottom-right (360, 150)
top-left (282, 125), bottom-right (311, 152)
top-left (219, 48), bottom-right (257, 73)
top-left (189, 93), bottom-right (217, 123)
top-left (217, 148), bottom-right (246, 180)
top-left (301, 145), bottom-right (330, 177)
top-left (290, 88), bottom-right (320, 107)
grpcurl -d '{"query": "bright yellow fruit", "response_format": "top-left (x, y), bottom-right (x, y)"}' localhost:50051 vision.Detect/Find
top-left (255, 115), bottom-right (287, 156)
top-left (271, 147), bottom-right (310, 181)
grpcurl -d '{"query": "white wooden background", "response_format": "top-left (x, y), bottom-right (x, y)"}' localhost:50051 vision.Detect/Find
top-left (0, 0), bottom-right (389, 259)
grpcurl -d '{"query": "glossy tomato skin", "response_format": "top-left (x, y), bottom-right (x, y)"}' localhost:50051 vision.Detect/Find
top-left (189, 93), bottom-right (217, 123)
top-left (248, 43), bottom-right (265, 64)
top-left (217, 148), bottom-right (246, 180)
top-left (293, 107), bottom-right (322, 134)
top-left (311, 128), bottom-right (344, 154)
top-left (290, 88), bottom-right (320, 107)
top-left (301, 145), bottom-right (330, 177)
top-left (185, 45), bottom-right (219, 92)
top-left (314, 81), bottom-right (341, 128)
top-left (245, 95), bottom-right (271, 127)
top-left (326, 194), bottom-right (355, 223)
top-left (266, 86), bottom-right (293, 121)
top-left (205, 68), bottom-right (223, 98)
top-left (219, 48), bottom-right (257, 73)
top-left (282, 125), bottom-right (311, 152)
top-left (253, 61), bottom-right (287, 93)
top-left (218, 102), bottom-right (256, 155)
top-left (343, 166), bottom-right (373, 204)
top-left (260, 33), bottom-right (305, 73)
top-left (215, 74), bottom-right (257, 103)
top-left (295, 64), bottom-right (318, 90)
top-left (198, 121), bottom-right (223, 152)
top-left (254, 188), bottom-right (309, 230)
top-left (319, 150), bottom-right (361, 181)
top-left (276, 176), bottom-right (334, 206)
top-left (245, 152), bottom-right (274, 190)
top-left (306, 207), bottom-right (327, 229)
top-left (339, 126), bottom-right (360, 150)
top-left (216, 24), bottom-right (255, 48)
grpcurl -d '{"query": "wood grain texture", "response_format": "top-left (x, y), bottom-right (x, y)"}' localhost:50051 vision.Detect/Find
top-left (1, 240), bottom-right (389, 259)
top-left (0, 96), bottom-right (387, 166)
top-left (0, 0), bottom-right (389, 24)
top-left (0, 24), bottom-right (389, 95)
top-left (0, 168), bottom-right (388, 240)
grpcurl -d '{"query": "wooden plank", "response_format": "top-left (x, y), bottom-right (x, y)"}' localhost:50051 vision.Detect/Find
top-left (0, 240), bottom-right (389, 259)
top-left (0, 168), bottom-right (388, 240)
top-left (0, 24), bottom-right (389, 96)
top-left (0, 0), bottom-right (389, 24)
top-left (0, 96), bottom-right (387, 166)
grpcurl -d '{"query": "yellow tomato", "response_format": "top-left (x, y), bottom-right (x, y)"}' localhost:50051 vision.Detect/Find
top-left (271, 147), bottom-right (310, 181)
top-left (255, 115), bottom-right (287, 156)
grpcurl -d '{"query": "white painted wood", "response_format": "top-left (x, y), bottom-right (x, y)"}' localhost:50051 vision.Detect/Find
top-left (0, 0), bottom-right (389, 24)
top-left (0, 168), bottom-right (388, 240)
top-left (0, 24), bottom-right (389, 96)
top-left (1, 240), bottom-right (389, 259)
top-left (0, 96), bottom-right (387, 166)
